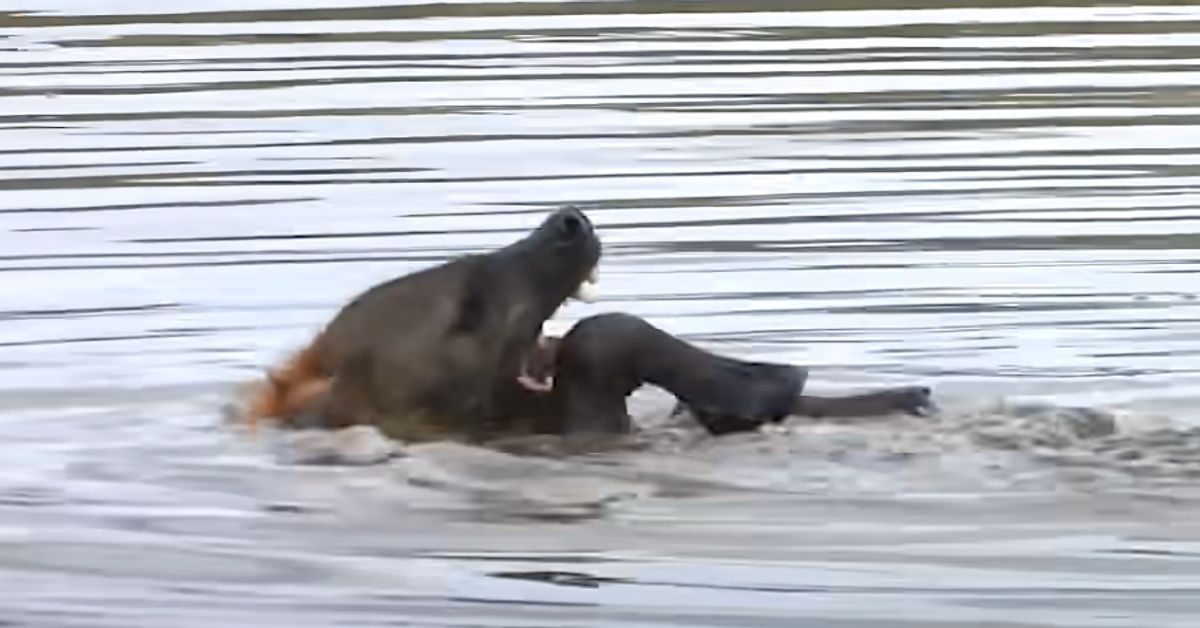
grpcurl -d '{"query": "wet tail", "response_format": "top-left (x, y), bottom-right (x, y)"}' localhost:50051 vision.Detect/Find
top-left (238, 341), bottom-right (331, 430)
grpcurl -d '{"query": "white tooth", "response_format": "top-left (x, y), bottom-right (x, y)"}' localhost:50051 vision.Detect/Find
top-left (567, 267), bottom-right (599, 303)
top-left (573, 279), bottom-right (598, 303)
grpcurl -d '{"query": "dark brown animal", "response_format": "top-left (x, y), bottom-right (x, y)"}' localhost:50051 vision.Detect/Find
top-left (236, 206), bottom-right (933, 445)
top-left (238, 205), bottom-right (601, 441)
top-left (508, 313), bottom-right (932, 437)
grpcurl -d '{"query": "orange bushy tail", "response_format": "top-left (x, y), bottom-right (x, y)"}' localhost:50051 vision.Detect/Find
top-left (239, 340), bottom-right (331, 430)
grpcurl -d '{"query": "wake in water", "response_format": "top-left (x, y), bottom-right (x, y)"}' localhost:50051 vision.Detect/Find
top-left (254, 388), bottom-right (1200, 511)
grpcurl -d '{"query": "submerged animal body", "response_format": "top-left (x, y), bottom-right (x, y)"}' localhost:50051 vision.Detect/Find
top-left (514, 313), bottom-right (932, 437)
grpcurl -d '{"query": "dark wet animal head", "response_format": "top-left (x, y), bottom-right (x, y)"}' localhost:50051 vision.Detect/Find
top-left (506, 205), bottom-right (602, 305)
top-left (536, 204), bottom-right (601, 277)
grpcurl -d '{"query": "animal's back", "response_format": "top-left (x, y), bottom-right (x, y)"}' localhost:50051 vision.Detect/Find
top-left (316, 256), bottom-right (478, 369)
top-left (235, 257), bottom-right (475, 430)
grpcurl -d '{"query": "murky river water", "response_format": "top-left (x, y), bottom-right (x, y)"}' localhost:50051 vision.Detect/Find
top-left (5, 1), bottom-right (1200, 626)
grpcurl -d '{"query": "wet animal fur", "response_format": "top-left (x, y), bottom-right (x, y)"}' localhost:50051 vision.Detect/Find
top-left (230, 207), bottom-right (602, 440)
top-left (239, 338), bottom-right (330, 430)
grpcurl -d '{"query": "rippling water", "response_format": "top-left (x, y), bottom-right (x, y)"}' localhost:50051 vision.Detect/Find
top-left (5, 1), bottom-right (1200, 626)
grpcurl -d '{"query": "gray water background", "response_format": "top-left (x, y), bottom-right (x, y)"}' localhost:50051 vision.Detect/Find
top-left (4, 2), bottom-right (1200, 626)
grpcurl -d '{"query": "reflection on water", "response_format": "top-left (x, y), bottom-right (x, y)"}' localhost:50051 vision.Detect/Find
top-left (3, 1), bottom-right (1200, 626)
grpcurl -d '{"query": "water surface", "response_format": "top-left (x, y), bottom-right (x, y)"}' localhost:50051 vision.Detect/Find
top-left (4, 1), bottom-right (1200, 626)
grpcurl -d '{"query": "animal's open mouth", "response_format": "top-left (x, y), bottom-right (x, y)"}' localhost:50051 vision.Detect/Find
top-left (516, 334), bottom-right (559, 394)
top-left (516, 266), bottom-right (596, 393)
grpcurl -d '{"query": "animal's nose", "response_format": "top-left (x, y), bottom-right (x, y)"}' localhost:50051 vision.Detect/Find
top-left (559, 204), bottom-right (592, 230)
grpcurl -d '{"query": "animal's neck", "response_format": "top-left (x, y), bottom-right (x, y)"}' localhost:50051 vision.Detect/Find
top-left (500, 248), bottom-right (581, 319)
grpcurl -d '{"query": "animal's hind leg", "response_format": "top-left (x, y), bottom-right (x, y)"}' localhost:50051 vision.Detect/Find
top-left (297, 352), bottom-right (380, 430)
